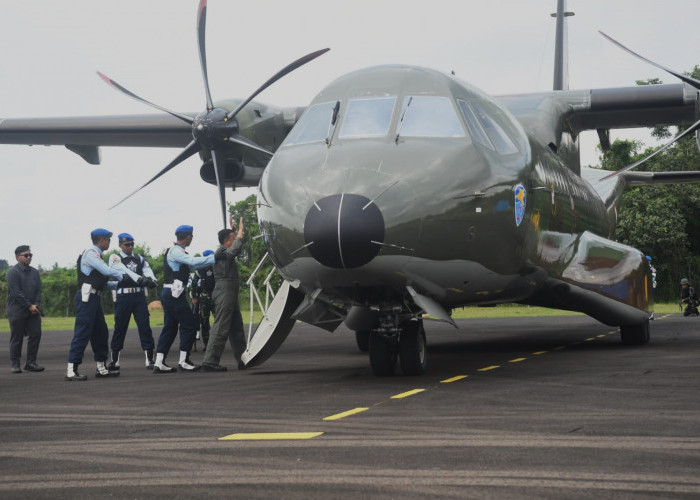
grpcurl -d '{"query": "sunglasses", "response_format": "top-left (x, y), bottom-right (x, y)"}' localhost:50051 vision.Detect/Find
top-left (122, 242), bottom-right (135, 247)
top-left (20, 253), bottom-right (33, 258)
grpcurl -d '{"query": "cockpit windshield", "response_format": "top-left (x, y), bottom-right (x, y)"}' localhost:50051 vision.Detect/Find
top-left (285, 94), bottom-right (468, 146)
top-left (284, 101), bottom-right (337, 145)
top-left (338, 97), bottom-right (396, 138)
top-left (396, 96), bottom-right (465, 138)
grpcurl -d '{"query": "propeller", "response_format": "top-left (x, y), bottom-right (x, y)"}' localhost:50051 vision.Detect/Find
top-left (599, 32), bottom-right (700, 180)
top-left (102, 0), bottom-right (329, 227)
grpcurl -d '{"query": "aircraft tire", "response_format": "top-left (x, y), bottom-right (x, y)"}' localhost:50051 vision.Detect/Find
top-left (369, 332), bottom-right (397, 376)
top-left (399, 320), bottom-right (427, 376)
top-left (620, 320), bottom-right (650, 346)
top-left (355, 330), bottom-right (370, 352)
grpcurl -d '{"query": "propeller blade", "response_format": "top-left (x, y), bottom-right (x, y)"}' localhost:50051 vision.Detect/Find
top-left (109, 140), bottom-right (201, 209)
top-left (211, 149), bottom-right (228, 228)
top-left (196, 0), bottom-right (215, 111)
top-left (226, 48), bottom-right (330, 121)
top-left (96, 72), bottom-right (194, 125)
top-left (599, 32), bottom-right (700, 91)
top-left (602, 117), bottom-right (700, 180)
top-left (227, 134), bottom-right (274, 156)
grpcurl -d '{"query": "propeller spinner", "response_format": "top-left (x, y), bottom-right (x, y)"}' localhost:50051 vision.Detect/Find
top-left (102, 0), bottom-right (328, 227)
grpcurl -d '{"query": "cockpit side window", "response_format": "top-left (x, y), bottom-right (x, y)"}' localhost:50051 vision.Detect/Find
top-left (397, 96), bottom-right (465, 138)
top-left (284, 101), bottom-right (337, 145)
top-left (458, 100), bottom-right (494, 151)
top-left (461, 100), bottom-right (519, 155)
top-left (338, 97), bottom-right (396, 139)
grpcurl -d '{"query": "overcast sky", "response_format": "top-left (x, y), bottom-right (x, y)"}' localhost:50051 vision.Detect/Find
top-left (1, 0), bottom-right (698, 269)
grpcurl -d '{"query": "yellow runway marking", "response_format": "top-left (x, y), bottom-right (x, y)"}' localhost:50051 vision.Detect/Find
top-left (441, 375), bottom-right (468, 384)
top-left (532, 351), bottom-right (548, 355)
top-left (597, 334), bottom-right (606, 338)
top-left (508, 358), bottom-right (526, 363)
top-left (553, 346), bottom-right (566, 351)
top-left (585, 337), bottom-right (595, 341)
top-left (323, 408), bottom-right (369, 421)
top-left (391, 389), bottom-right (425, 399)
top-left (478, 365), bottom-right (500, 372)
top-left (219, 432), bottom-right (323, 441)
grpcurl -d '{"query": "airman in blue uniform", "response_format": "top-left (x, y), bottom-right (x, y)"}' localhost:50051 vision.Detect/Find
top-left (66, 228), bottom-right (143, 381)
top-left (154, 225), bottom-right (215, 373)
top-left (107, 233), bottom-right (158, 373)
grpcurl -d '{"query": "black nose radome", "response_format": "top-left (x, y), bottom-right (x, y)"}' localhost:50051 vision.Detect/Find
top-left (304, 194), bottom-right (384, 269)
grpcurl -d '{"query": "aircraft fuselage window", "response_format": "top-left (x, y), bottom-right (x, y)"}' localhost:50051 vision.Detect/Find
top-left (338, 97), bottom-right (396, 138)
top-left (284, 101), bottom-right (337, 145)
top-left (397, 96), bottom-right (465, 138)
top-left (468, 101), bottom-right (519, 155)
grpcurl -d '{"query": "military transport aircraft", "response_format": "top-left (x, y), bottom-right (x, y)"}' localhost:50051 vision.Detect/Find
top-left (2, 0), bottom-right (700, 376)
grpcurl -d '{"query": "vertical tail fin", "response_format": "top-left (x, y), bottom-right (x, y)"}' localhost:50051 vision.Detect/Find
top-left (552, 0), bottom-right (574, 90)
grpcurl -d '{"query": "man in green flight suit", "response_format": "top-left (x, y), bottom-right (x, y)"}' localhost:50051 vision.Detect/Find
top-left (201, 215), bottom-right (246, 371)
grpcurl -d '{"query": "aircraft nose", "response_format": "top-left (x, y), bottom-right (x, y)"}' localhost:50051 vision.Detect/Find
top-left (304, 193), bottom-right (385, 269)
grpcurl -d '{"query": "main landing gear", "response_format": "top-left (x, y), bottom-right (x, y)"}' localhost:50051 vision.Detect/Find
top-left (367, 319), bottom-right (427, 376)
top-left (620, 319), bottom-right (650, 346)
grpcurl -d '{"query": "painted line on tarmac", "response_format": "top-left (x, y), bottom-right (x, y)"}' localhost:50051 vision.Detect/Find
top-left (320, 324), bottom-right (626, 426)
top-left (323, 407), bottom-right (370, 421)
top-left (218, 432), bottom-right (324, 441)
top-left (391, 388), bottom-right (426, 399)
top-left (477, 365), bottom-right (500, 372)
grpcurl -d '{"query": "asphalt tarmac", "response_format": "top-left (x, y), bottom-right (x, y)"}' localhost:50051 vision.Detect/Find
top-left (1, 313), bottom-right (699, 499)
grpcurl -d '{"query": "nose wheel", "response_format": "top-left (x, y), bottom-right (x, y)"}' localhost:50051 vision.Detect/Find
top-left (368, 319), bottom-right (427, 376)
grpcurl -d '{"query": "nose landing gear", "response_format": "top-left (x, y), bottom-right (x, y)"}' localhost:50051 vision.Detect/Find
top-left (368, 318), bottom-right (427, 376)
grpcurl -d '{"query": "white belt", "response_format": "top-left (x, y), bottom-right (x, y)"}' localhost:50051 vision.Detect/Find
top-left (163, 284), bottom-right (173, 288)
top-left (89, 288), bottom-right (101, 295)
top-left (117, 287), bottom-right (143, 294)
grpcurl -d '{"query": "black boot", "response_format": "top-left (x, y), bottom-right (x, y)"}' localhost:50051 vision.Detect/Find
top-left (108, 350), bottom-right (120, 373)
top-left (144, 349), bottom-right (155, 370)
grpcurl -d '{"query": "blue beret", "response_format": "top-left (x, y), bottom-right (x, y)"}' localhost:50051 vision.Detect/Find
top-left (118, 233), bottom-right (134, 243)
top-left (175, 225), bottom-right (193, 235)
top-left (90, 228), bottom-right (112, 238)
top-left (203, 249), bottom-right (214, 256)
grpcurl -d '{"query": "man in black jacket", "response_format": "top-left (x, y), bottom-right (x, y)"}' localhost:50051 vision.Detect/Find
top-left (6, 245), bottom-right (43, 373)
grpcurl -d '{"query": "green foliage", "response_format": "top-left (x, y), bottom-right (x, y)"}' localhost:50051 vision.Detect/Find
top-left (603, 69), bottom-right (700, 301)
top-left (0, 259), bottom-right (8, 272)
top-left (228, 194), bottom-right (280, 300)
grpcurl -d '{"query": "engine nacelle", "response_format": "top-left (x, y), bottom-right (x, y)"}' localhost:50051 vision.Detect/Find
top-left (199, 160), bottom-right (263, 188)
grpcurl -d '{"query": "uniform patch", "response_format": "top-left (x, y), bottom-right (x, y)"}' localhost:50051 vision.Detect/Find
top-left (514, 184), bottom-right (526, 227)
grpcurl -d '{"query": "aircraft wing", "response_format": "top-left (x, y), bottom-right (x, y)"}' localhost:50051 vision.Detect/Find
top-left (567, 83), bottom-right (696, 134)
top-left (0, 113), bottom-right (192, 164)
top-left (0, 103), bottom-right (303, 167)
top-left (499, 83), bottom-right (696, 153)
